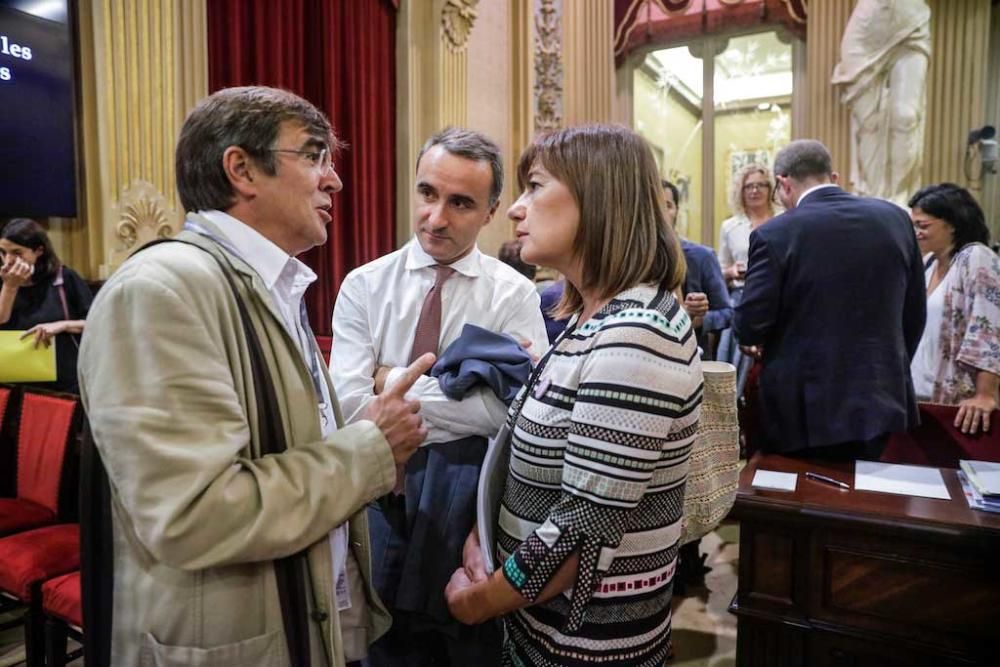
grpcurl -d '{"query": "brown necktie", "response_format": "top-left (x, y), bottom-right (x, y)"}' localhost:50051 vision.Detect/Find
top-left (409, 265), bottom-right (455, 363)
top-left (393, 265), bottom-right (455, 494)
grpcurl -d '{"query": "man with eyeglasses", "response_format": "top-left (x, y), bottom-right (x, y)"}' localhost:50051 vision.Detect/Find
top-left (735, 139), bottom-right (926, 461)
top-left (78, 86), bottom-right (433, 666)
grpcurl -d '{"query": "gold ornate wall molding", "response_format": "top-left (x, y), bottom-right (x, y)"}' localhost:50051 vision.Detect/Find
top-left (442, 0), bottom-right (479, 52)
top-left (397, 0), bottom-right (474, 243)
top-left (804, 0), bottom-right (853, 182)
top-left (534, 0), bottom-right (563, 132)
top-left (922, 0), bottom-right (991, 190)
top-left (983, 3), bottom-right (1000, 239)
top-left (510, 0), bottom-right (535, 158)
top-left (112, 180), bottom-right (175, 258)
top-left (76, 0), bottom-right (207, 278)
top-left (562, 0), bottom-right (615, 127)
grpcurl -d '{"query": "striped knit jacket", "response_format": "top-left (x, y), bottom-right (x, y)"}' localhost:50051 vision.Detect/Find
top-left (497, 283), bottom-right (703, 667)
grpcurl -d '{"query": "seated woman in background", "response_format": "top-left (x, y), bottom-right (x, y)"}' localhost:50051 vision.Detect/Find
top-left (445, 125), bottom-right (703, 666)
top-left (908, 184), bottom-right (1000, 435)
top-left (0, 218), bottom-right (92, 393)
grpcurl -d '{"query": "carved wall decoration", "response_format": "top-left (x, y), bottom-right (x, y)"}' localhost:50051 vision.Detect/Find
top-left (112, 181), bottom-right (176, 261)
top-left (75, 0), bottom-right (206, 278)
top-left (442, 0), bottom-right (479, 52)
top-left (534, 0), bottom-right (563, 132)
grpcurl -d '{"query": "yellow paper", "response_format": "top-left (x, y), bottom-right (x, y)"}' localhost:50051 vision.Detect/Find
top-left (0, 331), bottom-right (57, 382)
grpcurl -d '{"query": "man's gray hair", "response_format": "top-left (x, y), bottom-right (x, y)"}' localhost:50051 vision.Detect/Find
top-left (416, 127), bottom-right (504, 207)
top-left (176, 86), bottom-right (339, 213)
top-left (773, 139), bottom-right (833, 181)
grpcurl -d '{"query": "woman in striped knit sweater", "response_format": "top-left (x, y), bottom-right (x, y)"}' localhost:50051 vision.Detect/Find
top-left (445, 124), bottom-right (703, 666)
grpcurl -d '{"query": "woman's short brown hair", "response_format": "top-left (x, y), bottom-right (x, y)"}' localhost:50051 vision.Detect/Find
top-left (516, 124), bottom-right (685, 317)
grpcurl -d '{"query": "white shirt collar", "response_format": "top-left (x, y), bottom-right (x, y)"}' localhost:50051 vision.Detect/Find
top-left (404, 237), bottom-right (482, 278)
top-left (197, 209), bottom-right (316, 294)
top-left (796, 183), bottom-right (839, 207)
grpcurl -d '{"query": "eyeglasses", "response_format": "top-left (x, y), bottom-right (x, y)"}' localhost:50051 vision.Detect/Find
top-left (267, 147), bottom-right (333, 173)
top-left (743, 182), bottom-right (770, 193)
top-left (911, 218), bottom-right (944, 231)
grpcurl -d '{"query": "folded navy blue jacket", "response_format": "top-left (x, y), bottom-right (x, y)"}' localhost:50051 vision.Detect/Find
top-left (430, 323), bottom-right (532, 404)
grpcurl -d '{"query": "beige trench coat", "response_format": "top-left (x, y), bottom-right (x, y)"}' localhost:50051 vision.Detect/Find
top-left (78, 217), bottom-right (394, 666)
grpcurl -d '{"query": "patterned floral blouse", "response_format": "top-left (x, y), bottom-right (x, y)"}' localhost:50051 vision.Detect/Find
top-left (923, 243), bottom-right (1000, 404)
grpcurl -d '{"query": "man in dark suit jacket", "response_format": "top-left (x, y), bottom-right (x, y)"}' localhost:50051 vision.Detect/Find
top-left (735, 140), bottom-right (926, 459)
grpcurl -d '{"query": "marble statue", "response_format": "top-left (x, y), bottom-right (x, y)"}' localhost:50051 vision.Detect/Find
top-left (832, 0), bottom-right (931, 206)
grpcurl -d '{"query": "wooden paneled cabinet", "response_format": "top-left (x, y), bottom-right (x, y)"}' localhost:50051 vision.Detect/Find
top-left (730, 454), bottom-right (1000, 666)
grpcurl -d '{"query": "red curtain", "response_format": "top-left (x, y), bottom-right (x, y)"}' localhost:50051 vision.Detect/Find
top-left (207, 0), bottom-right (397, 335)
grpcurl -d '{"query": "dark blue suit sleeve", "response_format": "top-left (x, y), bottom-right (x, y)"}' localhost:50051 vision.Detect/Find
top-left (902, 227), bottom-right (927, 360)
top-left (735, 228), bottom-right (781, 346)
top-left (700, 251), bottom-right (733, 333)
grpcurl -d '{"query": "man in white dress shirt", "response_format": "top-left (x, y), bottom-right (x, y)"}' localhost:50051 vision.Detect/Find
top-left (330, 127), bottom-right (547, 665)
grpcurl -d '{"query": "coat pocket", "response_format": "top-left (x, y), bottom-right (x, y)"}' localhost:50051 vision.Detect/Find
top-left (140, 630), bottom-right (288, 667)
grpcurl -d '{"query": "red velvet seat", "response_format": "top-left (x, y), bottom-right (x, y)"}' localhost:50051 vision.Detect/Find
top-left (0, 524), bottom-right (80, 602)
top-left (0, 386), bottom-right (10, 429)
top-left (0, 498), bottom-right (54, 535)
top-left (0, 524), bottom-right (79, 666)
top-left (42, 571), bottom-right (81, 628)
top-left (42, 571), bottom-right (84, 667)
top-left (0, 391), bottom-right (78, 537)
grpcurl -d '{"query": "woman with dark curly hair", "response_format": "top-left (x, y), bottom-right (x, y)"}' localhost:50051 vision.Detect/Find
top-left (908, 183), bottom-right (1000, 434)
top-left (0, 218), bottom-right (92, 392)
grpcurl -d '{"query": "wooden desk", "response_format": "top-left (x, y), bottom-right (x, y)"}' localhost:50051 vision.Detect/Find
top-left (730, 454), bottom-right (1000, 666)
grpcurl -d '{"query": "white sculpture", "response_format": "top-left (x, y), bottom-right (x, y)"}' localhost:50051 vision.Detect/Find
top-left (832, 0), bottom-right (931, 206)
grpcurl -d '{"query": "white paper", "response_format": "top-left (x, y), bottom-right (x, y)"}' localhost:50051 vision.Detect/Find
top-left (854, 461), bottom-right (951, 500)
top-left (752, 469), bottom-right (798, 492)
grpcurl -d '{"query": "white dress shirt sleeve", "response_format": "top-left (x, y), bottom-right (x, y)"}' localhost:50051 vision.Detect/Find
top-left (329, 273), bottom-right (379, 424)
top-left (385, 283), bottom-right (549, 444)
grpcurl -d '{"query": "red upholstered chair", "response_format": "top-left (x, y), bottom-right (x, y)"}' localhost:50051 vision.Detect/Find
top-left (42, 571), bottom-right (83, 667)
top-left (0, 391), bottom-right (80, 536)
top-left (0, 523), bottom-right (80, 666)
top-left (882, 402), bottom-right (1000, 468)
top-left (0, 385), bottom-right (17, 497)
top-left (0, 386), bottom-right (10, 429)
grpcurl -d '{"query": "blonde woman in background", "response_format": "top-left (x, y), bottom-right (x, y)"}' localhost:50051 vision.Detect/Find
top-left (716, 163), bottom-right (779, 393)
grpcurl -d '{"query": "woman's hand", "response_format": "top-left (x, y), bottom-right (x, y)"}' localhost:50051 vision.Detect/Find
top-left (518, 338), bottom-right (539, 365)
top-left (0, 256), bottom-right (33, 288)
top-left (462, 527), bottom-right (488, 583)
top-left (445, 567), bottom-right (483, 625)
top-left (955, 394), bottom-right (997, 435)
top-left (21, 321), bottom-right (67, 349)
top-left (683, 292), bottom-right (709, 319)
